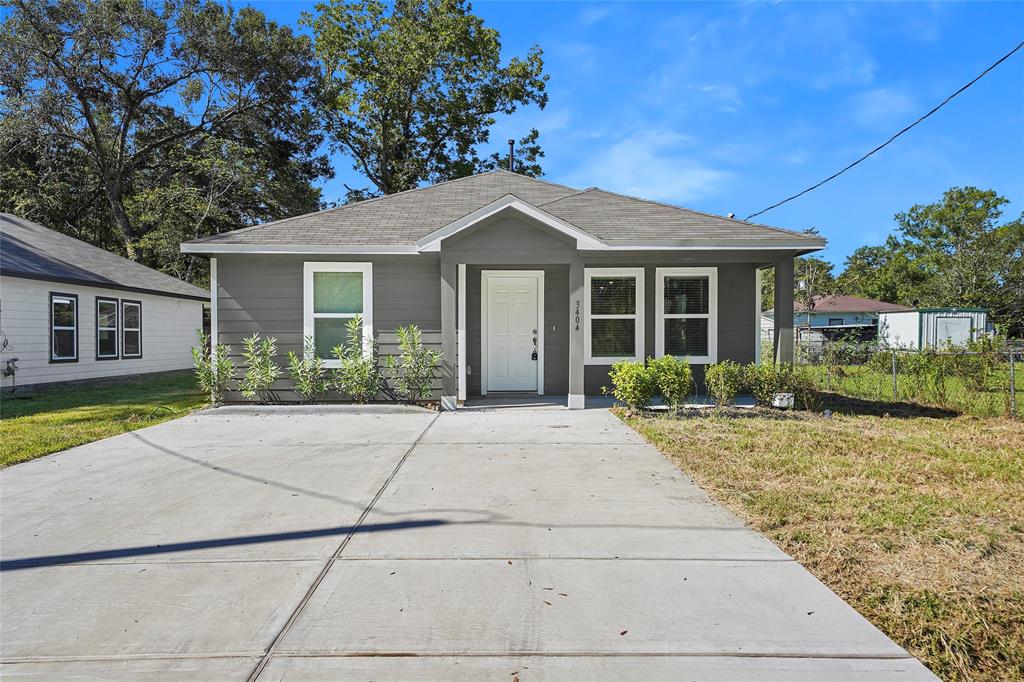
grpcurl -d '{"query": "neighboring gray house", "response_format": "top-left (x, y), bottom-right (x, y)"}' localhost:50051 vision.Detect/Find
top-left (1, 214), bottom-right (208, 389)
top-left (181, 171), bottom-right (825, 409)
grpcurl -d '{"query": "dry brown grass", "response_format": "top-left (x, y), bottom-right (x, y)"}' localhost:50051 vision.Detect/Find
top-left (625, 409), bottom-right (1024, 681)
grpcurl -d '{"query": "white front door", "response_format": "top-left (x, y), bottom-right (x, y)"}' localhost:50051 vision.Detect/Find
top-left (485, 275), bottom-right (540, 392)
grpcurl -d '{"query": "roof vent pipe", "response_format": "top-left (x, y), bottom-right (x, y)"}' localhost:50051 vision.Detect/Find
top-left (727, 212), bottom-right (735, 219)
top-left (508, 139), bottom-right (515, 172)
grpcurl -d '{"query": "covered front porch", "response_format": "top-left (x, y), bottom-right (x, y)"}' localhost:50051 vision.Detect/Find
top-left (437, 255), bottom-right (796, 411)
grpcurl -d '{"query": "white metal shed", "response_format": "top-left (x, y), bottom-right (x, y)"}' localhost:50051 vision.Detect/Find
top-left (878, 308), bottom-right (989, 350)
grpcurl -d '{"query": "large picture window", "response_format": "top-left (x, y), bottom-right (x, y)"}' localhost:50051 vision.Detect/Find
top-left (96, 297), bottom-right (119, 359)
top-left (655, 267), bottom-right (717, 364)
top-left (50, 292), bottom-right (78, 362)
top-left (121, 300), bottom-right (142, 358)
top-left (584, 268), bottom-right (644, 364)
top-left (303, 262), bottom-right (373, 366)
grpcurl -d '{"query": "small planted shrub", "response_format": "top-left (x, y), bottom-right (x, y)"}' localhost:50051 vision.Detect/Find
top-left (332, 316), bottom-right (381, 403)
top-left (745, 362), bottom-right (781, 406)
top-left (705, 360), bottom-right (745, 406)
top-left (603, 359), bottom-right (656, 412)
top-left (385, 324), bottom-right (442, 403)
top-left (647, 355), bottom-right (692, 409)
top-left (287, 336), bottom-right (329, 403)
top-left (191, 330), bottom-right (234, 404)
top-left (239, 333), bottom-right (280, 403)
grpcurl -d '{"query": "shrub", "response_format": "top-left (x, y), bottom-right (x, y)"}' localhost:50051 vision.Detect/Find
top-left (745, 362), bottom-right (781, 406)
top-left (384, 324), bottom-right (442, 402)
top-left (705, 360), bottom-right (745, 406)
top-left (332, 316), bottom-right (381, 403)
top-left (287, 336), bottom-right (328, 403)
top-left (647, 355), bottom-right (692, 409)
top-left (785, 365), bottom-right (822, 411)
top-left (191, 330), bottom-right (234, 404)
top-left (603, 359), bottom-right (656, 411)
top-left (239, 333), bottom-right (280, 403)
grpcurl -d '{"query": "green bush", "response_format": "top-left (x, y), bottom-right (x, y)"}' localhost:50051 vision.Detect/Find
top-left (239, 333), bottom-right (280, 403)
top-left (647, 355), bottom-right (692, 409)
top-left (287, 336), bottom-right (329, 403)
top-left (332, 316), bottom-right (381, 403)
top-left (191, 330), bottom-right (234, 404)
top-left (603, 359), bottom-right (656, 411)
top-left (705, 360), bottom-right (745, 406)
top-left (745, 362), bottom-right (781, 406)
top-left (384, 324), bottom-right (442, 402)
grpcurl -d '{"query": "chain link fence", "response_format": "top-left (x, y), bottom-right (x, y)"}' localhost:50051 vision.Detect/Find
top-left (787, 333), bottom-right (1022, 418)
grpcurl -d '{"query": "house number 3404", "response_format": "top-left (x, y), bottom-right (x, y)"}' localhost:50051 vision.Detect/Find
top-left (574, 299), bottom-right (581, 332)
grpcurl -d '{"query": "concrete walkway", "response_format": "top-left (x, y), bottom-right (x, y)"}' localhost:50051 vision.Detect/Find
top-left (0, 405), bottom-right (934, 680)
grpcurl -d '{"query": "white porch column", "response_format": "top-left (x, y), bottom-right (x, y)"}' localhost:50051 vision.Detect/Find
top-left (568, 261), bottom-right (585, 409)
top-left (440, 259), bottom-right (458, 410)
top-left (457, 263), bottom-right (466, 403)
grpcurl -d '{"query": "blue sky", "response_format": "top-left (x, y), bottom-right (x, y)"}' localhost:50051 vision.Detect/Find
top-left (255, 1), bottom-right (1023, 269)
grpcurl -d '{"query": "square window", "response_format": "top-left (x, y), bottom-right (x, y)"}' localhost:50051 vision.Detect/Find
top-left (591, 318), bottom-right (636, 358)
top-left (664, 277), bottom-right (708, 315)
top-left (590, 277), bottom-right (636, 315)
top-left (665, 318), bottom-right (708, 357)
top-left (313, 271), bottom-right (363, 314)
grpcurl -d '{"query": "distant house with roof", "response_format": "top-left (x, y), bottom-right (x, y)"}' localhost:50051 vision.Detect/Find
top-left (763, 294), bottom-right (911, 345)
top-left (1, 214), bottom-right (208, 389)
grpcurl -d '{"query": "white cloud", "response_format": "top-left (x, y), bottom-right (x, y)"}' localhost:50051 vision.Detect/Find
top-left (561, 130), bottom-right (732, 203)
top-left (579, 6), bottom-right (612, 26)
top-left (851, 87), bottom-right (916, 127)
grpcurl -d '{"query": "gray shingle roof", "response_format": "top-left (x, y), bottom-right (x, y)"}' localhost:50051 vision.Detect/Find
top-left (184, 170), bottom-right (822, 248)
top-left (1, 214), bottom-right (209, 300)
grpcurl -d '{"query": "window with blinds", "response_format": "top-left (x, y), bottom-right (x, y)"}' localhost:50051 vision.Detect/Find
top-left (584, 268), bottom-right (644, 363)
top-left (655, 268), bottom-right (717, 364)
top-left (303, 262), bottom-right (373, 366)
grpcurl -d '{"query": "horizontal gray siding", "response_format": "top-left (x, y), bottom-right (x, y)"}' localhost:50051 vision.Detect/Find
top-left (216, 254), bottom-right (441, 401)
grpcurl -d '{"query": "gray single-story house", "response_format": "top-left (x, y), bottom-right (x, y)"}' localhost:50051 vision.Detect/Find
top-left (181, 171), bottom-right (825, 409)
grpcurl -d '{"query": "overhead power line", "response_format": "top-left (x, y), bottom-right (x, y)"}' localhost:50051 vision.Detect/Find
top-left (745, 40), bottom-right (1024, 222)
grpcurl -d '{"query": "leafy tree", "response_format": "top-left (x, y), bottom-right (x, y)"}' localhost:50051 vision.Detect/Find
top-left (477, 128), bottom-right (545, 177)
top-left (895, 187), bottom-right (1022, 327)
top-left (837, 187), bottom-right (1023, 335)
top-left (0, 0), bottom-right (328, 270)
top-left (836, 241), bottom-right (927, 305)
top-left (306, 0), bottom-right (548, 199)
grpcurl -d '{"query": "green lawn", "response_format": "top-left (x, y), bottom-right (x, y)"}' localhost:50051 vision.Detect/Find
top-left (625, 408), bottom-right (1023, 681)
top-left (0, 371), bottom-right (208, 467)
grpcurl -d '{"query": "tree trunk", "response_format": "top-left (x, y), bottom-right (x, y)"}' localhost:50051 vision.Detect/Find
top-left (102, 182), bottom-right (138, 260)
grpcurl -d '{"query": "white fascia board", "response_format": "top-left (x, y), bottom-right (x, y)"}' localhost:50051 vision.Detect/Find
top-left (180, 243), bottom-right (420, 255)
top-left (416, 194), bottom-right (606, 252)
top-left (586, 240), bottom-right (827, 251)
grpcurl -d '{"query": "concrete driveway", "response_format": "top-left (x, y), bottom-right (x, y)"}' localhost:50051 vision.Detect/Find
top-left (0, 405), bottom-right (934, 680)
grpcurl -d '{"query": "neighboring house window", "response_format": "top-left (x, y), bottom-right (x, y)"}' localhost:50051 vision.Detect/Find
top-left (584, 268), bottom-right (644, 364)
top-left (121, 300), bottom-right (142, 358)
top-left (655, 267), bottom-right (717, 364)
top-left (828, 317), bottom-right (844, 326)
top-left (303, 262), bottom-right (373, 366)
top-left (50, 293), bottom-right (78, 363)
top-left (96, 297), bottom-right (119, 359)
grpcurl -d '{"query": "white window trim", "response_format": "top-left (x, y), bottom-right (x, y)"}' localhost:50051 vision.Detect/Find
top-left (121, 300), bottom-right (142, 359)
top-left (96, 297), bottom-right (119, 359)
top-left (584, 267), bottom-right (645, 365)
top-left (655, 267), bottom-right (718, 364)
top-left (303, 262), bottom-right (373, 368)
top-left (50, 294), bottom-right (78, 362)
